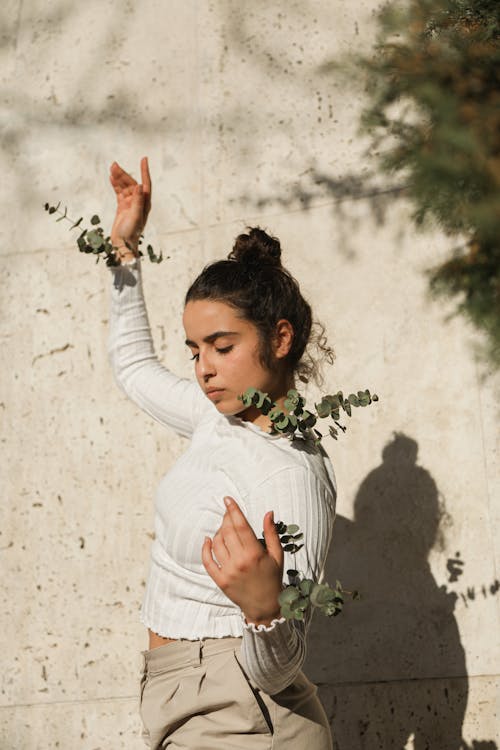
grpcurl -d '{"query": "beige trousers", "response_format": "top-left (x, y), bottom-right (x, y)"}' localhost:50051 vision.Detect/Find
top-left (139, 636), bottom-right (333, 749)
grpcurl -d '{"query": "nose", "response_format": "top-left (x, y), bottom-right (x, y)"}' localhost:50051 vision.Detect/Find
top-left (197, 349), bottom-right (216, 381)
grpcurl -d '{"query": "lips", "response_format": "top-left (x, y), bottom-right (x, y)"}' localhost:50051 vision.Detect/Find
top-left (206, 388), bottom-right (225, 400)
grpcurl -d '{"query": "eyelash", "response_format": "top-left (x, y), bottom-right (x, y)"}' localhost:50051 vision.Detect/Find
top-left (190, 345), bottom-right (233, 361)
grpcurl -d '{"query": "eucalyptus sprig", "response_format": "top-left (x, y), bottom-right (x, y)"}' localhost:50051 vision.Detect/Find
top-left (259, 521), bottom-right (360, 621)
top-left (44, 202), bottom-right (163, 265)
top-left (249, 385), bottom-right (376, 620)
top-left (240, 386), bottom-right (378, 444)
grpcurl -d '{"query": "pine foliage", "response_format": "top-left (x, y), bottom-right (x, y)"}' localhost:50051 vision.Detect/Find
top-left (361, 0), bottom-right (500, 366)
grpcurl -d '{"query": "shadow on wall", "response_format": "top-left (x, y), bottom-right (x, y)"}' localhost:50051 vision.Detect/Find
top-left (304, 433), bottom-right (470, 750)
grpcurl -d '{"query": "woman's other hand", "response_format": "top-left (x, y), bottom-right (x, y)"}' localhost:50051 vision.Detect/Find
top-left (202, 497), bottom-right (284, 627)
top-left (109, 156), bottom-right (152, 260)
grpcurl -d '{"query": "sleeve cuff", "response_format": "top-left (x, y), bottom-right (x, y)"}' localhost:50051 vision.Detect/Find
top-left (240, 611), bottom-right (287, 633)
top-left (120, 255), bottom-right (140, 269)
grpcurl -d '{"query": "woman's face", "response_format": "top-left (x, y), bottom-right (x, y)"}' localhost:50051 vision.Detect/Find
top-left (183, 299), bottom-right (285, 418)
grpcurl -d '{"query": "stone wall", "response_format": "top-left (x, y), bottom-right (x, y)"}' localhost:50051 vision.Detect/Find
top-left (1, 1), bottom-right (498, 747)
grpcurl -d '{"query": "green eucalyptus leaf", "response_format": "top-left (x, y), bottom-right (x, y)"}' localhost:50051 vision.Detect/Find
top-left (290, 596), bottom-right (309, 612)
top-left (280, 603), bottom-right (294, 620)
top-left (325, 394), bottom-right (340, 408)
top-left (310, 583), bottom-right (336, 607)
top-left (275, 415), bottom-right (290, 430)
top-left (315, 399), bottom-right (331, 418)
top-left (269, 407), bottom-right (283, 422)
top-left (260, 397), bottom-right (273, 415)
top-left (147, 244), bottom-right (163, 263)
top-left (348, 394), bottom-right (359, 407)
top-left (86, 228), bottom-right (105, 250)
top-left (301, 410), bottom-right (317, 428)
top-left (90, 214), bottom-right (100, 225)
top-left (323, 601), bottom-right (342, 617)
top-left (241, 388), bottom-right (257, 407)
top-left (299, 578), bottom-right (314, 596)
top-left (285, 524), bottom-right (300, 534)
top-left (279, 586), bottom-right (301, 605)
top-left (254, 390), bottom-right (266, 408)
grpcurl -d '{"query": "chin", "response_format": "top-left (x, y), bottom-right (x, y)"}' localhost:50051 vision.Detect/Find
top-left (213, 399), bottom-right (243, 416)
top-left (216, 404), bottom-right (240, 416)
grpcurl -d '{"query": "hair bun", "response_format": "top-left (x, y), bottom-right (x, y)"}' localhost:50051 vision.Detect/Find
top-left (229, 227), bottom-right (282, 267)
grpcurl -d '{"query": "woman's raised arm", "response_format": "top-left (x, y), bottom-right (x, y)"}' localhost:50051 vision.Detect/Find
top-left (107, 158), bottom-right (211, 438)
top-left (109, 156), bottom-right (151, 261)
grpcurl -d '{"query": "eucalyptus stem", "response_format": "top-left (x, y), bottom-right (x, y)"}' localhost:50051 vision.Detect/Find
top-left (259, 520), bottom-right (359, 622)
top-left (240, 386), bottom-right (378, 445)
top-left (44, 201), bottom-right (163, 265)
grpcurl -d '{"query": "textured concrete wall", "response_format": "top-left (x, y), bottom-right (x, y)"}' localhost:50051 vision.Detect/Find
top-left (1, 1), bottom-right (498, 748)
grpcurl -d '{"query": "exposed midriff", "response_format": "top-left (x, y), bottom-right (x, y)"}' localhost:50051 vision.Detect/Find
top-left (148, 629), bottom-right (178, 649)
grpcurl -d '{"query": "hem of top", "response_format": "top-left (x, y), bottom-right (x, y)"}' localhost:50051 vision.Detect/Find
top-left (140, 612), bottom-right (245, 640)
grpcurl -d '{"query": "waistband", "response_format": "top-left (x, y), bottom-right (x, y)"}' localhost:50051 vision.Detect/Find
top-left (141, 636), bottom-right (243, 674)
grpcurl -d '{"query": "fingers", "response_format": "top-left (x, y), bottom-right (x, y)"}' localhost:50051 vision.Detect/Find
top-left (211, 528), bottom-right (230, 566)
top-left (222, 497), bottom-right (258, 547)
top-left (132, 183), bottom-right (144, 209)
top-left (110, 161), bottom-right (137, 191)
top-left (140, 156), bottom-right (151, 195)
top-left (140, 156), bottom-right (152, 219)
top-left (262, 510), bottom-right (284, 568)
top-left (201, 537), bottom-right (223, 584)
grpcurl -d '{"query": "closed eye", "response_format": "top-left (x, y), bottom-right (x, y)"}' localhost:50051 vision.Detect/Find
top-left (216, 345), bottom-right (233, 355)
top-left (190, 352), bottom-right (199, 361)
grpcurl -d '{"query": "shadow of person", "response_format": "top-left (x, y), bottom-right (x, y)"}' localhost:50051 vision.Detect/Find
top-left (304, 433), bottom-right (468, 750)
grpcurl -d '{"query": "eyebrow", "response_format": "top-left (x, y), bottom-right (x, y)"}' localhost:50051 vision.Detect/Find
top-left (185, 331), bottom-right (239, 348)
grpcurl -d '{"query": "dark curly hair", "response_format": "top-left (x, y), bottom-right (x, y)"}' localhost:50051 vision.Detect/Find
top-left (185, 227), bottom-right (334, 383)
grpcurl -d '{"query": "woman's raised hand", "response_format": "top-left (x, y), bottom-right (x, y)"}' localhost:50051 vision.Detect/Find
top-left (202, 497), bottom-right (284, 627)
top-left (109, 156), bottom-right (152, 260)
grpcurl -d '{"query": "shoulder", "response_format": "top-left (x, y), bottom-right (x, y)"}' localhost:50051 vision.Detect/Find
top-left (206, 415), bottom-right (336, 505)
top-left (245, 434), bottom-right (336, 504)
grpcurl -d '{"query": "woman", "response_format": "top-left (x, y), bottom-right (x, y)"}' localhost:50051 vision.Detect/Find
top-left (108, 157), bottom-right (336, 749)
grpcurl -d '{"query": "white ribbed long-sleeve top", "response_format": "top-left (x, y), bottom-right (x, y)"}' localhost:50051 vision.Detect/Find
top-left (108, 261), bottom-right (336, 694)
